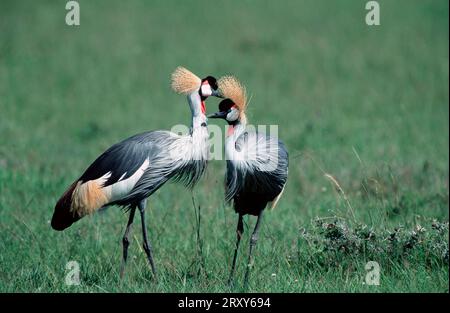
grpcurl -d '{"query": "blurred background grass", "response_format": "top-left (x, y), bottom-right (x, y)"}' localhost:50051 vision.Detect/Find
top-left (0, 0), bottom-right (448, 292)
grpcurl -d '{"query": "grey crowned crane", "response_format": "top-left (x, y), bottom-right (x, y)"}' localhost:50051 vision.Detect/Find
top-left (208, 76), bottom-right (289, 287)
top-left (50, 67), bottom-right (220, 278)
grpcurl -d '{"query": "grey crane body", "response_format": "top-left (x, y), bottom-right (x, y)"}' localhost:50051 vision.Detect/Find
top-left (51, 100), bottom-right (210, 231)
top-left (81, 129), bottom-right (208, 208)
top-left (225, 129), bottom-right (289, 216)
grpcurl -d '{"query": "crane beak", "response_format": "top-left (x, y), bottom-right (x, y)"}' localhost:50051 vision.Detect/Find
top-left (207, 111), bottom-right (227, 119)
top-left (211, 89), bottom-right (223, 98)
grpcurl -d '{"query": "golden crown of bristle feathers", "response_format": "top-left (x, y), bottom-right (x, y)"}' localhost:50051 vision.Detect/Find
top-left (218, 76), bottom-right (247, 114)
top-left (171, 66), bottom-right (202, 95)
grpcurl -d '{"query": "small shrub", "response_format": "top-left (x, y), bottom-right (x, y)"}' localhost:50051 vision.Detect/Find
top-left (296, 217), bottom-right (449, 272)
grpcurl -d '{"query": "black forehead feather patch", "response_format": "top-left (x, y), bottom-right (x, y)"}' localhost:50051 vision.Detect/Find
top-left (203, 76), bottom-right (218, 90)
top-left (219, 98), bottom-right (235, 112)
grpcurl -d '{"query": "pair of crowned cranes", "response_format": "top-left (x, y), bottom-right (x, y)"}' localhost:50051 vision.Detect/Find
top-left (51, 67), bottom-right (288, 287)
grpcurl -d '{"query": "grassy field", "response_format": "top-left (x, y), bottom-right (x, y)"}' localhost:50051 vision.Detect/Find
top-left (0, 0), bottom-right (448, 292)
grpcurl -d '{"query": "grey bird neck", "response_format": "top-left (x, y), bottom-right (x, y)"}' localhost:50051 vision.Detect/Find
top-left (187, 92), bottom-right (207, 131)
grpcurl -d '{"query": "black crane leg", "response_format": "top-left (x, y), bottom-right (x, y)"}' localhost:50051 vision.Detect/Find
top-left (120, 206), bottom-right (136, 278)
top-left (228, 214), bottom-right (244, 287)
top-left (243, 211), bottom-right (264, 289)
top-left (138, 199), bottom-right (157, 279)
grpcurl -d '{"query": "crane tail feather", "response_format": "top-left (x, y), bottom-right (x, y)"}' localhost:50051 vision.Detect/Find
top-left (51, 177), bottom-right (112, 231)
top-left (51, 182), bottom-right (82, 231)
top-left (268, 187), bottom-right (285, 210)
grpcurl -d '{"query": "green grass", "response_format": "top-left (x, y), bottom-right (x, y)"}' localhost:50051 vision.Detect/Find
top-left (0, 0), bottom-right (448, 292)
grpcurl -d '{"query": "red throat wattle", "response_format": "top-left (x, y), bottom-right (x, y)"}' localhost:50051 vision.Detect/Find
top-left (201, 101), bottom-right (206, 114)
top-left (201, 80), bottom-right (208, 115)
top-left (227, 125), bottom-right (235, 136)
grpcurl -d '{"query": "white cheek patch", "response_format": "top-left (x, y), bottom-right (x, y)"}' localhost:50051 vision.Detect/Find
top-left (227, 109), bottom-right (239, 122)
top-left (201, 84), bottom-right (212, 97)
